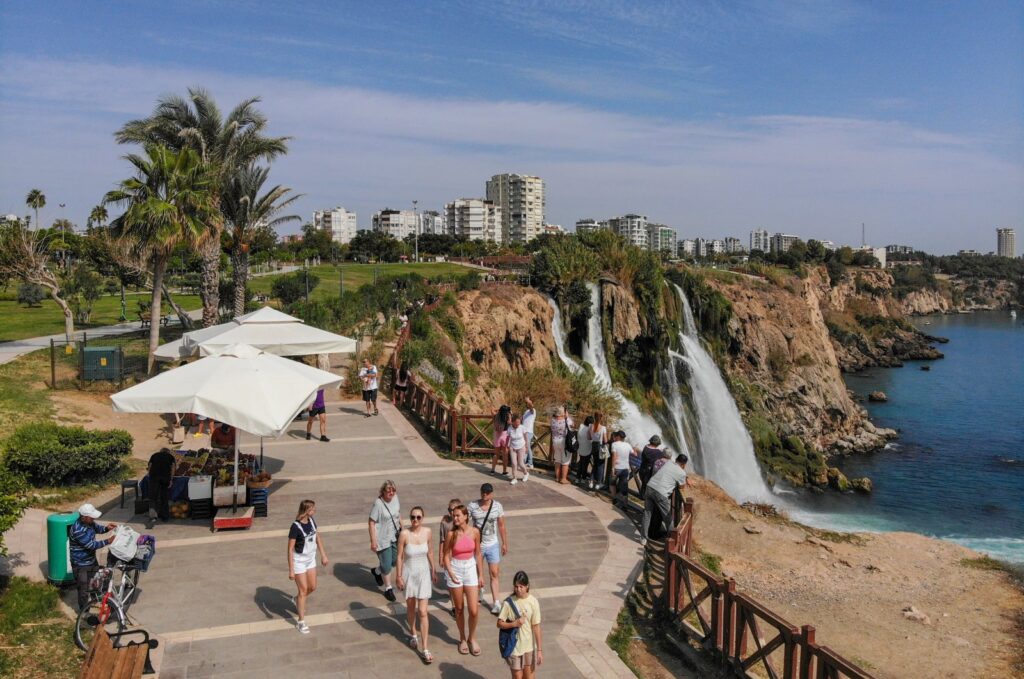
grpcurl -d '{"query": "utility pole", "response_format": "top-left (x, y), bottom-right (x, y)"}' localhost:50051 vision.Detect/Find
top-left (861, 223), bottom-right (866, 248)
top-left (339, 264), bottom-right (344, 298)
top-left (413, 200), bottom-right (419, 264)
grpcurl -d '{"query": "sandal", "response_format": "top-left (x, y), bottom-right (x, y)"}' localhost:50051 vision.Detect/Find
top-left (458, 641), bottom-right (469, 655)
top-left (470, 641), bottom-right (481, 656)
top-left (421, 649), bottom-right (434, 664)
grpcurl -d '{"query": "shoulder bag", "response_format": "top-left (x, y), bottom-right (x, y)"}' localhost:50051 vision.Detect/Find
top-left (498, 596), bottom-right (522, 658)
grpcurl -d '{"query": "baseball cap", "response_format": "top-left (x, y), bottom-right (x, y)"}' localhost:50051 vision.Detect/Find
top-left (480, 483), bottom-right (494, 494)
top-left (78, 503), bottom-right (102, 519)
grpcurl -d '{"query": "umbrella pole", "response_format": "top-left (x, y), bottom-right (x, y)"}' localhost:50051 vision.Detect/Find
top-left (260, 437), bottom-right (264, 470)
top-left (232, 434), bottom-right (239, 513)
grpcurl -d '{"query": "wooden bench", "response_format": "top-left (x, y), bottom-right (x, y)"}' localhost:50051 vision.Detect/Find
top-left (79, 627), bottom-right (158, 679)
top-left (138, 312), bottom-right (170, 329)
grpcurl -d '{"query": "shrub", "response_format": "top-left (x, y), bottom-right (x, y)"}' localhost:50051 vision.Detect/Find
top-left (271, 270), bottom-right (320, 305)
top-left (16, 283), bottom-right (45, 307)
top-left (0, 469), bottom-right (29, 556)
top-left (2, 423), bottom-right (132, 487)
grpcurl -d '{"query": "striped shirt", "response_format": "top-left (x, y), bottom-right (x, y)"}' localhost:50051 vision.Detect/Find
top-left (69, 519), bottom-right (111, 567)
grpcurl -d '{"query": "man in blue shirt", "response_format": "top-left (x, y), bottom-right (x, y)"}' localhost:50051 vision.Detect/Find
top-left (69, 503), bottom-right (117, 611)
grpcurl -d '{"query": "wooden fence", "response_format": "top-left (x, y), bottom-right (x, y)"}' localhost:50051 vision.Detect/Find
top-left (389, 301), bottom-right (874, 679)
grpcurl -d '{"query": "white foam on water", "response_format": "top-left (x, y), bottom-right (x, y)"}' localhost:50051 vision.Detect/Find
top-left (546, 296), bottom-right (584, 375)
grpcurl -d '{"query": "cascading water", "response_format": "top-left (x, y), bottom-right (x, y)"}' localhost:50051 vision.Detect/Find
top-left (546, 296), bottom-right (583, 375)
top-left (580, 282), bottom-right (664, 445)
top-left (671, 284), bottom-right (772, 502)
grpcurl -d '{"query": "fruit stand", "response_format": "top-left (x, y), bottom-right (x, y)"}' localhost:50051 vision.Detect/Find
top-left (138, 448), bottom-right (272, 520)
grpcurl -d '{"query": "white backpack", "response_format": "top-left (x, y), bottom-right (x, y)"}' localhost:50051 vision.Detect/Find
top-left (108, 525), bottom-right (140, 562)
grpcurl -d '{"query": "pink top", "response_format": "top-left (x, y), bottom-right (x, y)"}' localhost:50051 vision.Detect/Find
top-left (451, 533), bottom-right (475, 560)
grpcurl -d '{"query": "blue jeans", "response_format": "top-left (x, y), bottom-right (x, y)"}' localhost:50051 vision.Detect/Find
top-left (591, 457), bottom-right (606, 486)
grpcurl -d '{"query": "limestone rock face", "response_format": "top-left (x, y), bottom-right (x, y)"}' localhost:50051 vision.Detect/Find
top-left (902, 289), bottom-right (950, 315)
top-left (601, 280), bottom-right (644, 343)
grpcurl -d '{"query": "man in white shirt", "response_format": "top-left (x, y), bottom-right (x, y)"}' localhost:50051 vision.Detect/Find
top-left (641, 453), bottom-right (688, 547)
top-left (521, 397), bottom-right (537, 468)
top-left (609, 430), bottom-right (635, 509)
top-left (468, 483), bottom-right (508, 614)
top-left (358, 358), bottom-right (379, 417)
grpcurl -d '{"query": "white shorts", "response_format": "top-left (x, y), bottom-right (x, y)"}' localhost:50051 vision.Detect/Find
top-left (445, 557), bottom-right (479, 589)
top-left (292, 551), bottom-right (316, 575)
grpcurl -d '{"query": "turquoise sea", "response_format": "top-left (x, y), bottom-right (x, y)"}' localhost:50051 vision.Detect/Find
top-left (790, 311), bottom-right (1024, 564)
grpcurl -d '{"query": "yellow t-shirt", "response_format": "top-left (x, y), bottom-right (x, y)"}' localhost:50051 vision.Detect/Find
top-left (499, 593), bottom-right (541, 657)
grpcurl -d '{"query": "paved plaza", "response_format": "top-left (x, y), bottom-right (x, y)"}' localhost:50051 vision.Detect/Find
top-left (93, 400), bottom-right (643, 678)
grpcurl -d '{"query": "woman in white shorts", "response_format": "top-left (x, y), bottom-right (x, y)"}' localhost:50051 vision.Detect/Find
top-left (442, 504), bottom-right (483, 656)
top-left (396, 506), bottom-right (437, 664)
top-left (288, 499), bottom-right (328, 634)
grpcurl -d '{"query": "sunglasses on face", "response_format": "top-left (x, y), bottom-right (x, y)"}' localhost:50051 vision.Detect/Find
top-left (411, 515), bottom-right (423, 520)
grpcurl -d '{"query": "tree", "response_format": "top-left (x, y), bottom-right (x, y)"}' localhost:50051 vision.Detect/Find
top-left (104, 145), bottom-right (217, 372)
top-left (222, 165), bottom-right (300, 316)
top-left (25, 188), bottom-right (45, 230)
top-left (349, 230), bottom-right (406, 262)
top-left (271, 270), bottom-right (319, 305)
top-left (16, 282), bottom-right (46, 307)
top-left (88, 204), bottom-right (108, 231)
top-left (0, 220), bottom-right (76, 338)
top-left (62, 263), bottom-right (105, 324)
top-left (115, 88), bottom-right (290, 327)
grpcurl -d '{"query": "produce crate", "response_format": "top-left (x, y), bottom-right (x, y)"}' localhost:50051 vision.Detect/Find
top-left (188, 475), bottom-right (213, 500)
top-left (248, 488), bottom-right (269, 518)
top-left (213, 506), bottom-right (254, 532)
top-left (189, 499), bottom-right (213, 520)
top-left (213, 485), bottom-right (244, 507)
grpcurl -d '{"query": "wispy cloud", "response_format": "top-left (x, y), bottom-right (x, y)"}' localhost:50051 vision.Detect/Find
top-left (0, 57), bottom-right (1018, 253)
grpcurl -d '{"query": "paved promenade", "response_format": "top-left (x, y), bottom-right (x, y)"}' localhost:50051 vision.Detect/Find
top-left (93, 401), bottom-right (642, 678)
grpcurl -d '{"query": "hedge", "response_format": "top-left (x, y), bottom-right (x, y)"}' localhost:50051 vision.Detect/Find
top-left (2, 423), bottom-right (133, 487)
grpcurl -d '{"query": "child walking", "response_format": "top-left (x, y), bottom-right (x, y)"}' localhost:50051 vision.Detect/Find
top-left (496, 570), bottom-right (543, 678)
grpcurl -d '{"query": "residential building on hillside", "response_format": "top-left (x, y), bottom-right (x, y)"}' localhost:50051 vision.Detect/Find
top-left (445, 198), bottom-right (502, 243)
top-left (997, 228), bottom-right (1016, 258)
top-left (856, 246), bottom-right (887, 268)
top-left (770, 233), bottom-right (799, 254)
top-left (819, 240), bottom-right (838, 251)
top-left (543, 223), bottom-right (565, 235)
top-left (313, 206), bottom-right (358, 244)
top-left (885, 244), bottom-right (914, 255)
top-left (608, 214), bottom-right (648, 248)
top-left (750, 229), bottom-right (770, 253)
top-left (724, 237), bottom-right (744, 254)
top-left (420, 210), bottom-right (446, 236)
top-left (957, 249), bottom-right (982, 257)
top-left (485, 173), bottom-right (545, 243)
top-left (575, 218), bottom-right (608, 233)
top-left (647, 223), bottom-right (677, 256)
top-left (709, 239), bottom-right (725, 255)
top-left (678, 239), bottom-right (696, 257)
top-left (372, 209), bottom-right (419, 240)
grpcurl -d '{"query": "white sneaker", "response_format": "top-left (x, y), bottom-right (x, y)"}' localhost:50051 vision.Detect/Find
top-left (587, 481), bottom-right (594, 490)
top-left (491, 601), bottom-right (502, 615)
top-left (297, 620), bottom-right (310, 634)
top-left (523, 473), bottom-right (530, 482)
top-left (510, 479), bottom-right (518, 486)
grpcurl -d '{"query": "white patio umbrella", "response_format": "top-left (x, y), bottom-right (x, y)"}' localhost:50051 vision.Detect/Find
top-left (111, 343), bottom-right (342, 507)
top-left (154, 306), bottom-right (356, 362)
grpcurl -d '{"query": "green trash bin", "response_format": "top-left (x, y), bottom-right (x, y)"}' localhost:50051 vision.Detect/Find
top-left (46, 511), bottom-right (78, 585)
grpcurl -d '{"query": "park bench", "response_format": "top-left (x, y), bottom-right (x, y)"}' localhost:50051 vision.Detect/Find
top-left (79, 627), bottom-right (158, 679)
top-left (138, 312), bottom-right (170, 328)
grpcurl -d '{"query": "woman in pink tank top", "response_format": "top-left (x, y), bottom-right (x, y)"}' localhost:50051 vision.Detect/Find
top-left (442, 504), bottom-right (483, 656)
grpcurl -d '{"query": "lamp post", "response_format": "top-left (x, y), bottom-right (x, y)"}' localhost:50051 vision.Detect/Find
top-left (412, 200), bottom-right (419, 264)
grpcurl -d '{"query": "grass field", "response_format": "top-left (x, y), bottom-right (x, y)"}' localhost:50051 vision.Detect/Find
top-left (247, 262), bottom-right (475, 301)
top-left (0, 577), bottom-right (81, 679)
top-left (0, 292), bottom-right (201, 343)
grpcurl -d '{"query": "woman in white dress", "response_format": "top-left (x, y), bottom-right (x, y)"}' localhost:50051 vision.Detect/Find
top-left (396, 505), bottom-right (438, 663)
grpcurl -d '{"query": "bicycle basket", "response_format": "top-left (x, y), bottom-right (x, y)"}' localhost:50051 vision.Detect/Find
top-left (130, 544), bottom-right (155, 572)
top-left (89, 568), bottom-right (113, 592)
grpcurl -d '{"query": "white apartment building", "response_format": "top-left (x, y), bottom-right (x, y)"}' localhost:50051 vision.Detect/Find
top-left (372, 209), bottom-right (419, 241)
top-left (543, 223), bottom-right (565, 235)
top-left (885, 244), bottom-right (914, 255)
top-left (770, 233), bottom-right (800, 254)
top-left (724, 237), bottom-right (744, 254)
top-left (997, 228), bottom-right (1016, 258)
top-left (819, 240), bottom-right (838, 251)
top-left (445, 198), bottom-right (502, 243)
top-left (420, 210), bottom-right (447, 236)
top-left (678, 239), bottom-right (696, 257)
top-left (750, 229), bottom-right (770, 253)
top-left (648, 224), bottom-right (677, 256)
top-left (694, 237), bottom-right (709, 258)
top-left (608, 214), bottom-right (649, 248)
top-left (313, 207), bottom-right (358, 244)
top-left (575, 218), bottom-right (608, 234)
top-left (709, 239), bottom-right (726, 255)
top-left (485, 173), bottom-right (545, 243)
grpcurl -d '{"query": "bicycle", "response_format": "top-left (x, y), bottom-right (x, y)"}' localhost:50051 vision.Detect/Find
top-left (73, 556), bottom-right (145, 651)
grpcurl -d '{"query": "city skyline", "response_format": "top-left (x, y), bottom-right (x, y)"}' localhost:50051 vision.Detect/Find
top-left (1, 2), bottom-right (1022, 254)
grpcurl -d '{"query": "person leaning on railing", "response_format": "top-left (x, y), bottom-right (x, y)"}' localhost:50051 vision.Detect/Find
top-left (640, 453), bottom-right (689, 548)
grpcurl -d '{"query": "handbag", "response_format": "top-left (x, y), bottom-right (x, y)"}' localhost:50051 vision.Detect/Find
top-left (498, 596), bottom-right (522, 659)
top-left (171, 425), bottom-right (185, 444)
top-left (565, 429), bottom-right (579, 454)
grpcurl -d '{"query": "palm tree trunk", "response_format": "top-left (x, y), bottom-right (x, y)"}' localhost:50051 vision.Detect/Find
top-left (199, 235), bottom-right (220, 327)
top-left (161, 282), bottom-right (195, 329)
top-left (148, 258), bottom-right (167, 374)
top-left (231, 247), bottom-right (249, 317)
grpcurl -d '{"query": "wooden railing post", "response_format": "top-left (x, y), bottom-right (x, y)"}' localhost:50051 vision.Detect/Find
top-left (723, 578), bottom-right (738, 668)
top-left (450, 410), bottom-right (459, 458)
top-left (800, 625), bottom-right (816, 679)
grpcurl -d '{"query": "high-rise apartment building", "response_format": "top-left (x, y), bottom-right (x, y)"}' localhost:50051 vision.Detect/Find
top-left (724, 237), bottom-right (745, 254)
top-left (678, 239), bottom-right (696, 257)
top-left (420, 210), bottom-right (446, 236)
top-left (997, 228), bottom-right (1016, 258)
top-left (313, 207), bottom-right (358, 244)
top-left (885, 244), bottom-right (914, 255)
top-left (372, 209), bottom-right (419, 241)
top-left (444, 199), bottom-right (502, 243)
top-left (750, 229), bottom-right (770, 253)
top-left (608, 214), bottom-right (649, 248)
top-left (770, 233), bottom-right (800, 254)
top-left (575, 218), bottom-right (608, 234)
top-left (647, 223), bottom-right (677, 256)
top-left (694, 237), bottom-right (709, 258)
top-left (709, 239), bottom-right (726, 255)
top-left (485, 173), bottom-right (545, 243)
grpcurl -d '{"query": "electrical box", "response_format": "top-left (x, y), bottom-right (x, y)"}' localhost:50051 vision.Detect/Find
top-left (82, 346), bottom-right (122, 380)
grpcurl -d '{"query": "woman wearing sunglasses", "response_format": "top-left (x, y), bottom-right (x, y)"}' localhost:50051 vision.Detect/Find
top-left (396, 506), bottom-right (437, 663)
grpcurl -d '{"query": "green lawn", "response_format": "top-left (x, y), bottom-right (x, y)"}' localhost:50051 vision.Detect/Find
top-left (0, 577), bottom-right (81, 679)
top-left (0, 293), bottom-right (201, 343)
top-left (247, 262), bottom-right (476, 301)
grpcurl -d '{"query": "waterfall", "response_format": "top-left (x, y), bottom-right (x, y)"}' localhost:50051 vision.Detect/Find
top-left (546, 297), bottom-right (583, 375)
top-left (671, 284), bottom-right (771, 502)
top-left (581, 282), bottom-right (664, 446)
top-left (679, 285), bottom-right (697, 337)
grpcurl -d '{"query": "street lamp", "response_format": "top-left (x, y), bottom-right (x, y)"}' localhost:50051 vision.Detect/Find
top-left (412, 199), bottom-right (419, 264)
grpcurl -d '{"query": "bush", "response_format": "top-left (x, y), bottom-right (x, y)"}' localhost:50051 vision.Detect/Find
top-left (0, 469), bottom-right (29, 556)
top-left (271, 270), bottom-right (320, 305)
top-left (16, 283), bottom-right (45, 307)
top-left (2, 423), bottom-right (132, 487)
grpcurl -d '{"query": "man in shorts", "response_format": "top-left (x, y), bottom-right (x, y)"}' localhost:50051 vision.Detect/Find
top-left (468, 483), bottom-right (508, 614)
top-left (358, 359), bottom-right (379, 418)
top-left (305, 389), bottom-right (329, 442)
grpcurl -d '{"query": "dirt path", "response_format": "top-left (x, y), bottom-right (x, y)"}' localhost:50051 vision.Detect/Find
top-left (686, 477), bottom-right (1023, 678)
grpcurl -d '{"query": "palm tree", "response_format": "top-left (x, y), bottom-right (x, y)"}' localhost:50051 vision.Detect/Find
top-left (26, 189), bottom-right (45, 230)
top-left (115, 88), bottom-right (289, 326)
top-left (222, 165), bottom-right (301, 316)
top-left (104, 145), bottom-right (216, 372)
top-left (88, 205), bottom-right (108, 232)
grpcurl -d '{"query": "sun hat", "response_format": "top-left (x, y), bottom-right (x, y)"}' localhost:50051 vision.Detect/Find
top-left (78, 503), bottom-right (102, 519)
top-left (554, 406), bottom-right (566, 417)
top-left (649, 435), bottom-right (662, 446)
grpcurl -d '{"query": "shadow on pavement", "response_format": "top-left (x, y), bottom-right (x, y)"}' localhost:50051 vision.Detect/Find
top-left (333, 562), bottom-right (384, 596)
top-left (254, 585), bottom-right (296, 622)
top-left (437, 661), bottom-right (488, 678)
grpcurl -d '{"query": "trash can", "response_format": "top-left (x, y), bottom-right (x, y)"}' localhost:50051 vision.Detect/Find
top-left (46, 511), bottom-right (78, 585)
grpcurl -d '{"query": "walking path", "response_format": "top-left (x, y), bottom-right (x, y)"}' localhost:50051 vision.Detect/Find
top-left (37, 400), bottom-right (646, 678)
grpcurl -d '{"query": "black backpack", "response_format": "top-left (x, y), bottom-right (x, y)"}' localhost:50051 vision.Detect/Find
top-left (565, 428), bottom-right (579, 454)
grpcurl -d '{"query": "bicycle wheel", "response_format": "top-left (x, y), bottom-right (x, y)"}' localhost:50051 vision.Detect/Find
top-left (74, 597), bottom-right (125, 651)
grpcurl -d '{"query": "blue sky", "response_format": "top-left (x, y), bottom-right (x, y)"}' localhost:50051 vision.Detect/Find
top-left (1, 1), bottom-right (1021, 253)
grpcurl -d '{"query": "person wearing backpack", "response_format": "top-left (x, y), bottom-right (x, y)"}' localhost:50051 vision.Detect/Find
top-left (549, 406), bottom-right (575, 485)
top-left (69, 503), bottom-right (118, 611)
top-left (496, 570), bottom-right (543, 678)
